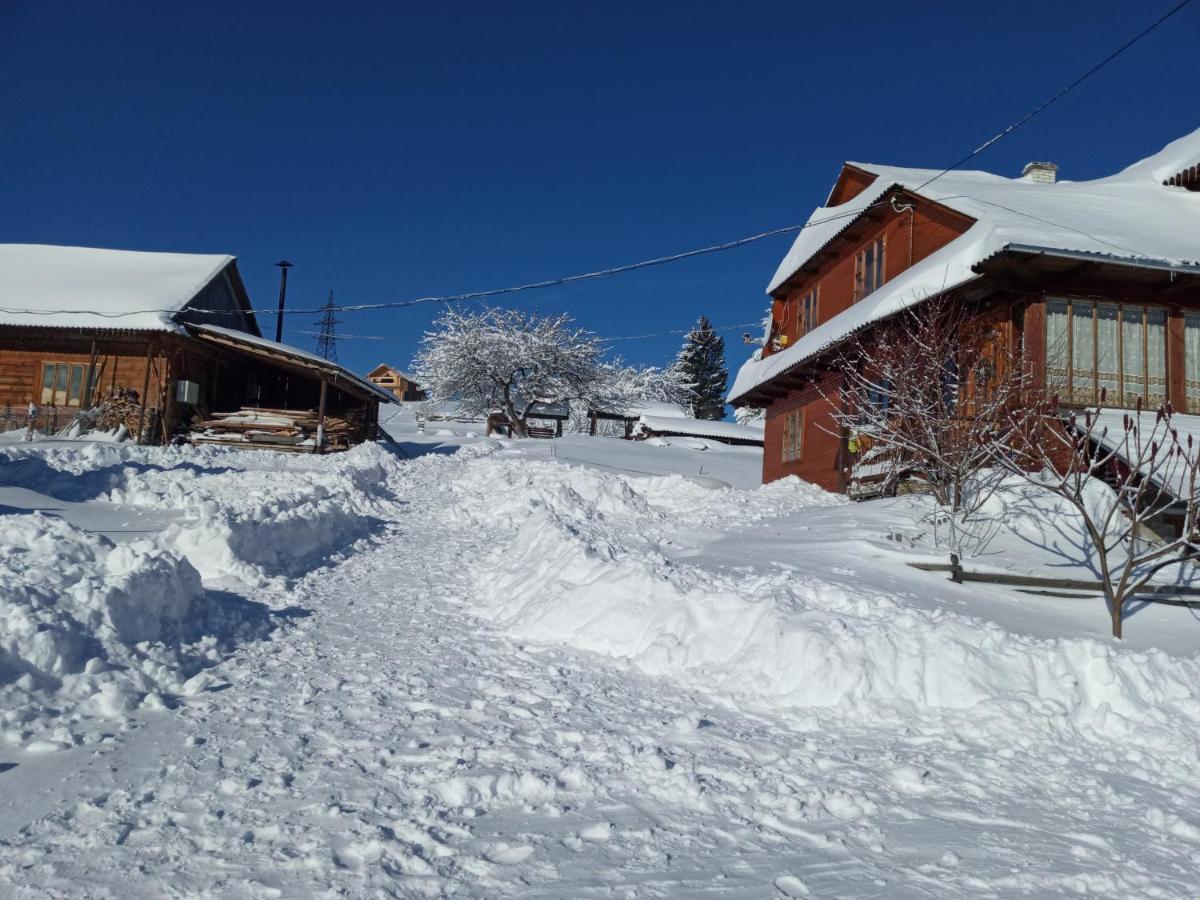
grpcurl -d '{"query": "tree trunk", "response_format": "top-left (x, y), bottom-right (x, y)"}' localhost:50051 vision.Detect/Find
top-left (1111, 592), bottom-right (1124, 640)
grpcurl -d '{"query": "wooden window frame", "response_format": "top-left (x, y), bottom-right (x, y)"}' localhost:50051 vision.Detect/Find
top-left (798, 287), bottom-right (819, 336)
top-left (1046, 297), bottom-right (1167, 409)
top-left (782, 407), bottom-right (804, 463)
top-left (853, 237), bottom-right (887, 302)
top-left (39, 362), bottom-right (87, 407)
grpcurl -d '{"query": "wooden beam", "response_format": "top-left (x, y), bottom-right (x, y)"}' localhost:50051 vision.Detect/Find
top-left (314, 378), bottom-right (329, 452)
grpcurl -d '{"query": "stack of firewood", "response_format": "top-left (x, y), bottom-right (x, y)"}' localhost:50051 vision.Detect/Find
top-left (93, 389), bottom-right (147, 434)
top-left (189, 407), bottom-right (359, 451)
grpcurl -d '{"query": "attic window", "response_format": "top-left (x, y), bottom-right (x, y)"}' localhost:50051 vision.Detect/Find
top-left (1164, 164), bottom-right (1199, 191)
top-left (854, 238), bottom-right (886, 302)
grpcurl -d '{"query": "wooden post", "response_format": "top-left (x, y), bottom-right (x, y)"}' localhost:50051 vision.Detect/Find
top-left (83, 340), bottom-right (98, 407)
top-left (589, 411), bottom-right (597, 436)
top-left (136, 339), bottom-right (155, 444)
top-left (555, 417), bottom-right (563, 438)
top-left (314, 378), bottom-right (328, 452)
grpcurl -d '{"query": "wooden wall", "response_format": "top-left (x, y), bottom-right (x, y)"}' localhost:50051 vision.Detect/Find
top-left (762, 373), bottom-right (845, 491)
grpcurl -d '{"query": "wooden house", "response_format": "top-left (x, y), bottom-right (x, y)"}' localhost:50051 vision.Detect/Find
top-left (728, 129), bottom-right (1200, 491)
top-left (367, 364), bottom-right (426, 401)
top-left (0, 244), bottom-right (391, 450)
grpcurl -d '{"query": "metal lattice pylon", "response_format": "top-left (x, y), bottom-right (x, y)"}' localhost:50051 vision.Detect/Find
top-left (314, 290), bottom-right (341, 362)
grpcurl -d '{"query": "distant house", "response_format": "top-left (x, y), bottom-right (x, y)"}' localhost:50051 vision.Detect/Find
top-left (729, 128), bottom-right (1200, 491)
top-left (367, 364), bottom-right (425, 401)
top-left (588, 400), bottom-right (689, 438)
top-left (0, 244), bottom-right (391, 450)
top-left (635, 415), bottom-right (764, 447)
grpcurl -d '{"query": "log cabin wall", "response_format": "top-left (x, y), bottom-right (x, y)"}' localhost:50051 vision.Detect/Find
top-left (0, 328), bottom-right (166, 413)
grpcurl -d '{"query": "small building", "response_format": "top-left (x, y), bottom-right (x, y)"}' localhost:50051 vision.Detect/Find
top-left (635, 415), bottom-right (765, 447)
top-left (588, 400), bottom-right (689, 438)
top-left (486, 400), bottom-right (570, 438)
top-left (0, 244), bottom-right (391, 450)
top-left (367, 364), bottom-right (425, 401)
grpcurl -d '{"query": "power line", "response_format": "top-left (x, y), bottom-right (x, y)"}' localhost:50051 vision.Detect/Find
top-left (0, 1), bottom-right (1188, 325)
top-left (913, 0), bottom-right (1195, 193)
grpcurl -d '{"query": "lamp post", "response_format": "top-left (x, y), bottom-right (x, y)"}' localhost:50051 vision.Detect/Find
top-left (274, 260), bottom-right (293, 343)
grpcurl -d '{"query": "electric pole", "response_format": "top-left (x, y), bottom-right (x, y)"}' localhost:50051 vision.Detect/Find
top-left (274, 260), bottom-right (293, 343)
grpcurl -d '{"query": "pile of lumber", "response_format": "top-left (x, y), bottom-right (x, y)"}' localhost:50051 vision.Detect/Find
top-left (189, 407), bottom-right (358, 452)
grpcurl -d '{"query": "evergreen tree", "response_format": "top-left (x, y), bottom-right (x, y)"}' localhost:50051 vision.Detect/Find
top-left (673, 316), bottom-right (728, 420)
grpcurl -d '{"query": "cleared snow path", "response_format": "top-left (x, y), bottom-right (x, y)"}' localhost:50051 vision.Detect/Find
top-left (1, 446), bottom-right (1198, 897)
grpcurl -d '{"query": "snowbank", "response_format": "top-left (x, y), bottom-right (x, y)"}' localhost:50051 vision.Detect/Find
top-left (0, 441), bottom-right (399, 586)
top-left (0, 513), bottom-right (268, 751)
top-left (461, 459), bottom-right (1200, 763)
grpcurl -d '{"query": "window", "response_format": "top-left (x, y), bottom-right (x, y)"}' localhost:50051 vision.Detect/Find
top-left (798, 287), bottom-right (819, 336)
top-left (1045, 299), bottom-right (1166, 409)
top-left (782, 408), bottom-right (804, 463)
top-left (40, 363), bottom-right (87, 407)
top-left (1185, 313), bottom-right (1200, 412)
top-left (854, 238), bottom-right (886, 301)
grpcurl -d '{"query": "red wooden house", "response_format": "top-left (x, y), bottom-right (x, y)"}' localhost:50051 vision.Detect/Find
top-left (728, 129), bottom-right (1200, 492)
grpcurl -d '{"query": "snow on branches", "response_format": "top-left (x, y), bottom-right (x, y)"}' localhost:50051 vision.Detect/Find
top-left (414, 307), bottom-right (607, 437)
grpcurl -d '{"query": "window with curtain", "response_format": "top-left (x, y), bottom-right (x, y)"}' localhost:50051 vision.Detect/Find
top-left (1185, 313), bottom-right (1200, 413)
top-left (1044, 298), bottom-right (1166, 409)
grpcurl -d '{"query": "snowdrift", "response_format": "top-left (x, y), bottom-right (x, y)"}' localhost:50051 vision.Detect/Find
top-left (0, 513), bottom-right (270, 750)
top-left (0, 441), bottom-right (399, 586)
top-left (462, 460), bottom-right (1200, 762)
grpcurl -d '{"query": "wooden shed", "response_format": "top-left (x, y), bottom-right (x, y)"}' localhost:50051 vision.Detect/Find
top-left (0, 244), bottom-right (391, 450)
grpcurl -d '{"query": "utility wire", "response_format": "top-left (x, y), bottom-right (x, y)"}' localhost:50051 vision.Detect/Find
top-left (0, 0), bottom-right (1188, 324)
top-left (913, 0), bottom-right (1195, 193)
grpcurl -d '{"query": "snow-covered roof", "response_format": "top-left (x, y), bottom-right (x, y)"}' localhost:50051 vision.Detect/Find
top-left (594, 400), bottom-right (690, 419)
top-left (1087, 409), bottom-right (1200, 500)
top-left (732, 128), bottom-right (1200, 403)
top-left (637, 415), bottom-right (764, 444)
top-left (189, 324), bottom-right (396, 403)
top-left (0, 244), bottom-right (236, 331)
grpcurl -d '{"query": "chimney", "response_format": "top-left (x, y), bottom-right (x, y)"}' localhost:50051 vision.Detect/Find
top-left (1021, 161), bottom-right (1058, 184)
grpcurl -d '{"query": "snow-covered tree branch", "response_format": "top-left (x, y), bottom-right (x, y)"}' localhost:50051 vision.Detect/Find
top-left (413, 307), bottom-right (607, 438)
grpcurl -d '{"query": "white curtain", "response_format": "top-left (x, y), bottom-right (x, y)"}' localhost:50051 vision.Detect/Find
top-left (1121, 306), bottom-right (1145, 407)
top-left (1045, 299), bottom-right (1070, 397)
top-left (1186, 313), bottom-right (1200, 413)
top-left (1071, 302), bottom-right (1095, 404)
top-left (1096, 304), bottom-right (1120, 405)
top-left (1146, 308), bottom-right (1167, 409)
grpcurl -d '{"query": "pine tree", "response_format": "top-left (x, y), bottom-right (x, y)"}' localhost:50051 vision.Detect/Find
top-left (314, 290), bottom-right (341, 362)
top-left (673, 315), bottom-right (728, 420)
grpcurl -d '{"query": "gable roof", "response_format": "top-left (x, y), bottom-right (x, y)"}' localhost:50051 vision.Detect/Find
top-left (368, 363), bottom-right (418, 382)
top-left (0, 244), bottom-right (248, 332)
top-left (731, 128), bottom-right (1200, 404)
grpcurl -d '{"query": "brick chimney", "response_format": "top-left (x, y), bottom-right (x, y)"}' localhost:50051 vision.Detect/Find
top-left (1021, 161), bottom-right (1058, 184)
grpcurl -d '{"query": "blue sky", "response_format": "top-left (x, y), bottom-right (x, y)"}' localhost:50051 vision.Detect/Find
top-left (1, 1), bottom-right (1195, 382)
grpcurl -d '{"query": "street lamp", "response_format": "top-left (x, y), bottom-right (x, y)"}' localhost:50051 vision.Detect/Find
top-left (274, 260), bottom-right (293, 343)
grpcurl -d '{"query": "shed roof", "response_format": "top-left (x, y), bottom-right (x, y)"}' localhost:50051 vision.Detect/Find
top-left (732, 127), bottom-right (1200, 404)
top-left (638, 415), bottom-right (764, 443)
top-left (189, 324), bottom-right (395, 403)
top-left (0, 244), bottom-right (241, 332)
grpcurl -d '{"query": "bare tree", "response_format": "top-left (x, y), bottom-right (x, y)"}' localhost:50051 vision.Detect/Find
top-left (989, 395), bottom-right (1200, 639)
top-left (414, 307), bottom-right (607, 438)
top-left (828, 298), bottom-right (1027, 549)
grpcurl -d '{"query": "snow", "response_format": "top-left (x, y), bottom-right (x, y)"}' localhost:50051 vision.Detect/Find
top-left (601, 399), bottom-right (689, 418)
top-left (0, 244), bottom-right (233, 331)
top-left (733, 127), bottom-right (1200, 402)
top-left (637, 414), bottom-right (764, 443)
top-left (1087, 408), bottom-right (1200, 499)
top-left (4, 432), bottom-right (1200, 895)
